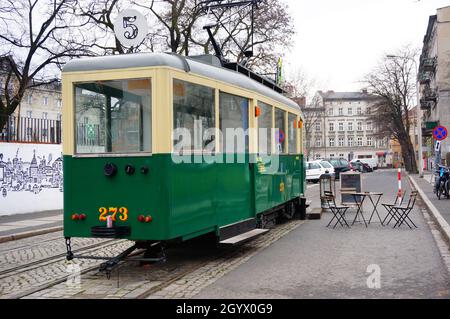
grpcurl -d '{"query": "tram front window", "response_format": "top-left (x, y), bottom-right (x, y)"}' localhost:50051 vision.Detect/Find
top-left (74, 78), bottom-right (152, 154)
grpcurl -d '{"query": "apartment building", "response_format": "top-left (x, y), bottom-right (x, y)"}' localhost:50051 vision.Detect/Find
top-left (305, 90), bottom-right (391, 167)
top-left (419, 6), bottom-right (450, 166)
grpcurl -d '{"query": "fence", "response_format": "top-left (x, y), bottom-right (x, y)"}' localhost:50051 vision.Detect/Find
top-left (0, 114), bottom-right (61, 144)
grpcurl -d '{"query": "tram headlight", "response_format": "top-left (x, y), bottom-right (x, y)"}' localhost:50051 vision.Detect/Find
top-left (104, 163), bottom-right (118, 177)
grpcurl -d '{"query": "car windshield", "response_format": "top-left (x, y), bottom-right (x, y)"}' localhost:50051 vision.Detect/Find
top-left (321, 161), bottom-right (333, 169)
top-left (328, 159), bottom-right (340, 166)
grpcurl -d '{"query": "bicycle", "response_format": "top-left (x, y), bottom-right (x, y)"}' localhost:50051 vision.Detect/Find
top-left (434, 165), bottom-right (450, 200)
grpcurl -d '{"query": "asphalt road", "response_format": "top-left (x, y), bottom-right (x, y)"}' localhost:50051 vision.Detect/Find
top-left (194, 170), bottom-right (450, 299)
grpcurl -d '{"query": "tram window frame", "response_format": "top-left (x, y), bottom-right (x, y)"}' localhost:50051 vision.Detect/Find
top-left (257, 102), bottom-right (273, 155)
top-left (274, 107), bottom-right (287, 154)
top-left (73, 78), bottom-right (152, 155)
top-left (172, 79), bottom-right (215, 154)
top-left (219, 92), bottom-right (249, 154)
top-left (288, 113), bottom-right (298, 154)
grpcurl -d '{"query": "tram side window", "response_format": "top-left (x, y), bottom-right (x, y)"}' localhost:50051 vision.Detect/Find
top-left (219, 92), bottom-right (249, 153)
top-left (173, 79), bottom-right (215, 152)
top-left (288, 113), bottom-right (298, 154)
top-left (275, 108), bottom-right (286, 154)
top-left (74, 78), bottom-right (152, 154)
top-left (258, 102), bottom-right (272, 155)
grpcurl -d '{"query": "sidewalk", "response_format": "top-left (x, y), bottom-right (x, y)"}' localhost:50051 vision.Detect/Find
top-left (409, 173), bottom-right (450, 243)
top-left (0, 210), bottom-right (63, 243)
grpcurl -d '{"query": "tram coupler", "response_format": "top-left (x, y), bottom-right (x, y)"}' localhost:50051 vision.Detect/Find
top-left (65, 237), bottom-right (74, 261)
top-left (99, 244), bottom-right (139, 278)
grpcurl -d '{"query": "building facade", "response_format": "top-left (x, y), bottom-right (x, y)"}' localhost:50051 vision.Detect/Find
top-left (419, 5), bottom-right (450, 167)
top-left (304, 90), bottom-right (391, 167)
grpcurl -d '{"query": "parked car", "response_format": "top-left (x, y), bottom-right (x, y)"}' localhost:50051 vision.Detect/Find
top-left (349, 160), bottom-right (373, 173)
top-left (350, 158), bottom-right (378, 170)
top-left (306, 160), bottom-right (335, 183)
top-left (323, 158), bottom-right (350, 180)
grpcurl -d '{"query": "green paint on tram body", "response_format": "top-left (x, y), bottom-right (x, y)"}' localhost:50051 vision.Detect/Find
top-left (63, 154), bottom-right (305, 241)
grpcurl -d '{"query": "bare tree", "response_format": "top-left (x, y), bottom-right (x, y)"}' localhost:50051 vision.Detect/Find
top-left (283, 69), bottom-right (322, 161)
top-left (364, 47), bottom-right (419, 173)
top-left (0, 0), bottom-right (92, 130)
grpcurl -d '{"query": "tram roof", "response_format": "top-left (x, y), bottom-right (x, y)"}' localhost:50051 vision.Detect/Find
top-left (63, 53), bottom-right (301, 112)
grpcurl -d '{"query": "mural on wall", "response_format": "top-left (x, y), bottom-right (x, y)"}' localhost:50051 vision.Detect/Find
top-left (0, 148), bottom-right (63, 198)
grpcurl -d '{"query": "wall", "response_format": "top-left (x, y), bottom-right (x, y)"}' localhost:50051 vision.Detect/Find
top-left (0, 143), bottom-right (63, 216)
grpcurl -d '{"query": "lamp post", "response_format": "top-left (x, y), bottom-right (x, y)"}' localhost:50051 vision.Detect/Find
top-left (386, 54), bottom-right (423, 177)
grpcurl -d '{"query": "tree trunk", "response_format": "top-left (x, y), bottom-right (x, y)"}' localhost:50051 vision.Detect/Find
top-left (400, 138), bottom-right (418, 173)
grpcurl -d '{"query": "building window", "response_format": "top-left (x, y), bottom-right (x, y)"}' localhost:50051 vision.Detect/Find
top-left (348, 108), bottom-right (353, 115)
top-left (27, 95), bottom-right (32, 104)
top-left (42, 112), bottom-right (48, 120)
top-left (339, 154), bottom-right (345, 158)
top-left (57, 99), bottom-right (62, 108)
top-left (315, 121), bottom-right (321, 131)
top-left (43, 97), bottom-right (49, 106)
top-left (367, 122), bottom-right (372, 131)
top-left (26, 111), bottom-right (32, 118)
top-left (357, 122), bottom-right (363, 131)
top-left (348, 137), bottom-right (354, 147)
top-left (367, 137), bottom-right (373, 146)
top-left (338, 122), bottom-right (344, 131)
top-left (330, 154), bottom-right (335, 158)
top-left (315, 154), bottom-right (321, 160)
top-left (357, 107), bottom-right (362, 115)
top-left (348, 122), bottom-right (353, 131)
top-left (315, 138), bottom-right (321, 147)
top-left (329, 137), bottom-right (335, 147)
top-left (329, 122), bottom-right (334, 132)
top-left (338, 137), bottom-right (345, 147)
top-left (328, 108), bottom-right (334, 116)
top-left (338, 108), bottom-right (343, 116)
top-left (357, 137), bottom-right (363, 146)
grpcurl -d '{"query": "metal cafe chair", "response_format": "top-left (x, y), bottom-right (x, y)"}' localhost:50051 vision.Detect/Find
top-left (381, 191), bottom-right (408, 226)
top-left (391, 191), bottom-right (419, 229)
top-left (324, 191), bottom-right (350, 229)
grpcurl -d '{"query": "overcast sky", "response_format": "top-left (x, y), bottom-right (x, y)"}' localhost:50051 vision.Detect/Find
top-left (283, 0), bottom-right (450, 96)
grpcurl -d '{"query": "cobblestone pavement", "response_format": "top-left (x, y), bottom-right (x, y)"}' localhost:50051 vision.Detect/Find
top-left (0, 234), bottom-right (134, 299)
top-left (0, 231), bottom-right (111, 273)
top-left (20, 220), bottom-right (304, 299)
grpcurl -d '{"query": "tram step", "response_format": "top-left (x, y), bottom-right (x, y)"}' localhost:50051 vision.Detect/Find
top-left (219, 229), bottom-right (269, 246)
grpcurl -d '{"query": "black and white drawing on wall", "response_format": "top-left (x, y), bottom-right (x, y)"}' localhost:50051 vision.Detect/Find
top-left (0, 149), bottom-right (63, 198)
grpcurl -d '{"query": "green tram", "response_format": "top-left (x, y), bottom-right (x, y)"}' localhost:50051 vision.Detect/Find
top-left (62, 53), bottom-right (307, 264)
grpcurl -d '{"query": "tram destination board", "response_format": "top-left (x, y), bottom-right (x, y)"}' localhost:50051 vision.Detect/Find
top-left (340, 172), bottom-right (362, 204)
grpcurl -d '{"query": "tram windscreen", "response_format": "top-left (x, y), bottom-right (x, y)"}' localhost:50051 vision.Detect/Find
top-left (74, 78), bottom-right (152, 154)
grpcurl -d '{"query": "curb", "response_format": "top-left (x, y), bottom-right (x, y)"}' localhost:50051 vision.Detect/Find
top-left (0, 226), bottom-right (63, 244)
top-left (408, 175), bottom-right (450, 244)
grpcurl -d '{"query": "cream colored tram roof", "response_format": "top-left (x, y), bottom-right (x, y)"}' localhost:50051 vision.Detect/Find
top-left (63, 53), bottom-right (301, 113)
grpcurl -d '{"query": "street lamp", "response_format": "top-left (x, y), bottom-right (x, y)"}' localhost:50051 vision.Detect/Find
top-left (386, 54), bottom-right (424, 177)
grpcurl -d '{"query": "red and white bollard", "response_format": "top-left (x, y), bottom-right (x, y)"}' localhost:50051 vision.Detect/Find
top-left (397, 167), bottom-right (402, 203)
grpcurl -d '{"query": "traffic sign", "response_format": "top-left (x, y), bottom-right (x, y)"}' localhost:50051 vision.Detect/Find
top-left (435, 140), bottom-right (442, 152)
top-left (433, 126), bottom-right (448, 141)
top-left (114, 9), bottom-right (148, 47)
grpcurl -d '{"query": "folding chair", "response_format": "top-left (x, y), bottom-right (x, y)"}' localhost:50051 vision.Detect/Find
top-left (381, 191), bottom-right (408, 226)
top-left (324, 191), bottom-right (350, 229)
top-left (391, 191), bottom-right (418, 229)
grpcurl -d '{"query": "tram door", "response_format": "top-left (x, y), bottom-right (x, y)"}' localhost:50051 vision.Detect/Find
top-left (217, 93), bottom-right (252, 226)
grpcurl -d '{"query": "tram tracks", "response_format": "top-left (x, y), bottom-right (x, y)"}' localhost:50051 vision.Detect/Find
top-left (0, 239), bottom-right (134, 299)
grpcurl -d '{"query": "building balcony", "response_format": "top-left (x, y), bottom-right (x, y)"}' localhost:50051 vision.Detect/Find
top-left (418, 72), bottom-right (432, 85)
top-left (420, 99), bottom-right (434, 110)
top-left (422, 88), bottom-right (438, 102)
top-left (421, 57), bottom-right (437, 73)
